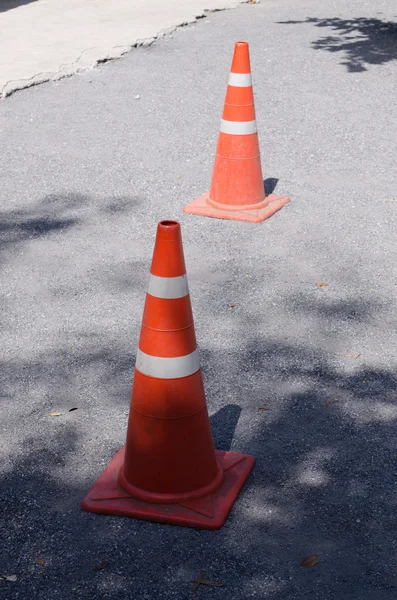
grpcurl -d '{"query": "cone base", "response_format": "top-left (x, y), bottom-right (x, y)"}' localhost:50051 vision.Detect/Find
top-left (184, 192), bottom-right (290, 223)
top-left (82, 447), bottom-right (255, 530)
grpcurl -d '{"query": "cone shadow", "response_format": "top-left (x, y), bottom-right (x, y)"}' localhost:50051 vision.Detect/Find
top-left (264, 178), bottom-right (279, 195)
top-left (210, 404), bottom-right (242, 451)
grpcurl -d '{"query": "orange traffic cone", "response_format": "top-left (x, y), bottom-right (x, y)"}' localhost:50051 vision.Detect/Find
top-left (82, 220), bottom-right (255, 529)
top-left (184, 41), bottom-right (290, 223)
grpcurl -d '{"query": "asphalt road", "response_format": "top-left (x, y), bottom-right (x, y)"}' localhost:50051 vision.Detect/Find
top-left (1, 0), bottom-right (397, 599)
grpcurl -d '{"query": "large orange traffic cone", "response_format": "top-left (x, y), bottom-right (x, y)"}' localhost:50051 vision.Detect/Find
top-left (184, 41), bottom-right (290, 223)
top-left (82, 220), bottom-right (255, 529)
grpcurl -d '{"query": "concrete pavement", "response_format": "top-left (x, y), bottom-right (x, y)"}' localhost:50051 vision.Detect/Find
top-left (0, 0), bottom-right (244, 98)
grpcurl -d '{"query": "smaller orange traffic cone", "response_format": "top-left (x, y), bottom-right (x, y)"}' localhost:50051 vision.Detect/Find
top-left (184, 41), bottom-right (290, 223)
top-left (82, 220), bottom-right (255, 529)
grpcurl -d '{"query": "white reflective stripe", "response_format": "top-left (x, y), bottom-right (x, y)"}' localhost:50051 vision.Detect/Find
top-left (136, 349), bottom-right (200, 379)
top-left (228, 72), bottom-right (252, 87)
top-left (220, 119), bottom-right (257, 135)
top-left (147, 274), bottom-right (189, 299)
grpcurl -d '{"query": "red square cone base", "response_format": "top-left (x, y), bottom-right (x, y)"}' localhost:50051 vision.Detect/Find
top-left (82, 447), bottom-right (255, 530)
top-left (184, 192), bottom-right (290, 223)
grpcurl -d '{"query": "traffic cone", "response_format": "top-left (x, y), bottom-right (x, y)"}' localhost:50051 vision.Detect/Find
top-left (184, 41), bottom-right (290, 223)
top-left (82, 220), bottom-right (255, 529)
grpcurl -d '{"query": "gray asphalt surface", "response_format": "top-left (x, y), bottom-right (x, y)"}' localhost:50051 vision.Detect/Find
top-left (1, 0), bottom-right (397, 598)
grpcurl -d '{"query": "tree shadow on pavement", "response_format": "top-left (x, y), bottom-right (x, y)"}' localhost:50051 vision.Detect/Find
top-left (0, 193), bottom-right (85, 259)
top-left (2, 290), bottom-right (397, 599)
top-left (1, 191), bottom-right (397, 599)
top-left (278, 16), bottom-right (397, 72)
top-left (1, 337), bottom-right (397, 599)
top-left (0, 210), bottom-right (78, 255)
top-left (0, 192), bottom-right (141, 261)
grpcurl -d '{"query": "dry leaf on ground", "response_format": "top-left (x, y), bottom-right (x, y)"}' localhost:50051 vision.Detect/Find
top-left (192, 572), bottom-right (205, 592)
top-left (45, 412), bottom-right (62, 417)
top-left (228, 303), bottom-right (237, 308)
top-left (92, 561), bottom-right (109, 571)
top-left (323, 399), bottom-right (338, 407)
top-left (301, 555), bottom-right (320, 568)
top-left (36, 559), bottom-right (46, 567)
top-left (316, 282), bottom-right (327, 287)
top-left (258, 407), bottom-right (270, 411)
top-left (192, 572), bottom-right (223, 591)
top-left (344, 353), bottom-right (361, 360)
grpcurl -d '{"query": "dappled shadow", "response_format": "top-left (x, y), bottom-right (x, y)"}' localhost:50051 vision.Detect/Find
top-left (2, 334), bottom-right (397, 598)
top-left (0, 214), bottom-right (78, 249)
top-left (0, 193), bottom-right (85, 255)
top-left (1, 192), bottom-right (397, 598)
top-left (0, 194), bottom-right (82, 259)
top-left (0, 192), bottom-right (141, 261)
top-left (290, 294), bottom-right (385, 323)
top-left (279, 16), bottom-right (397, 72)
top-left (0, 345), bottom-right (135, 413)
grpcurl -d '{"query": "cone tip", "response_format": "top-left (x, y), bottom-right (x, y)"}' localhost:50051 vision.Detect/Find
top-left (231, 41), bottom-right (251, 74)
top-left (155, 219), bottom-right (182, 245)
top-left (157, 219), bottom-right (180, 236)
top-left (159, 219), bottom-right (179, 228)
